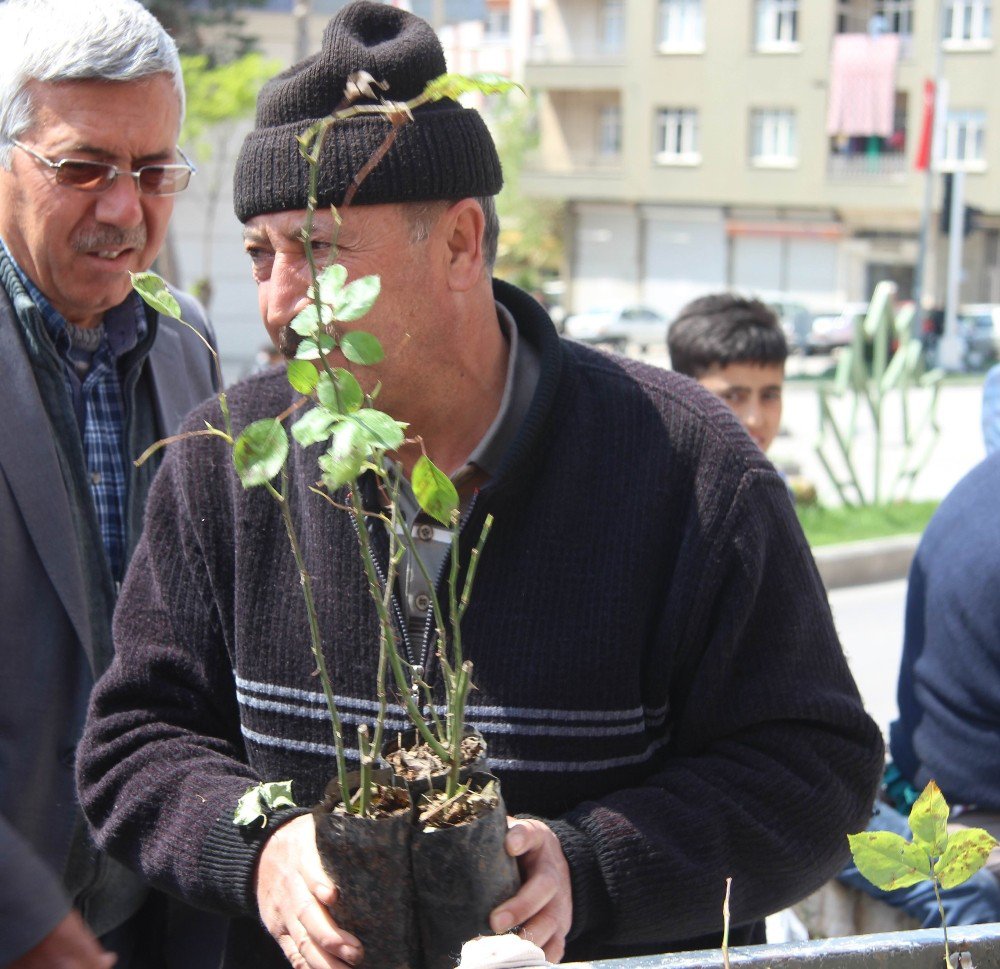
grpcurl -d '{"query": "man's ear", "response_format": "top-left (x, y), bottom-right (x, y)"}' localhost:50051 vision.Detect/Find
top-left (443, 198), bottom-right (486, 292)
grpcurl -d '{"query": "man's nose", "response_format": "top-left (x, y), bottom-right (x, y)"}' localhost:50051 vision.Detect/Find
top-left (93, 175), bottom-right (145, 228)
top-left (265, 259), bottom-right (313, 330)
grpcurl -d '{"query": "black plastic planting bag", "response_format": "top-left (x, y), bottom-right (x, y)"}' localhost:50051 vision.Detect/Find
top-left (313, 771), bottom-right (419, 969)
top-left (410, 773), bottom-right (522, 969)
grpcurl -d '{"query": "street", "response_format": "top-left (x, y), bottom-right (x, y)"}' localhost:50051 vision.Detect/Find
top-left (829, 579), bottom-right (907, 741)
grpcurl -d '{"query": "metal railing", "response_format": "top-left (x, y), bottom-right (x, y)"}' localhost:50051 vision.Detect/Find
top-left (827, 152), bottom-right (909, 179)
top-left (566, 922), bottom-right (1000, 967)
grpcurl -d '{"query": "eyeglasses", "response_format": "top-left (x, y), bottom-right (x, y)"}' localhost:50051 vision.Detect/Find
top-left (12, 140), bottom-right (195, 196)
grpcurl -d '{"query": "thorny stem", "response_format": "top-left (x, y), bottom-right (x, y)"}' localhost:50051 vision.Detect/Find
top-left (348, 485), bottom-right (449, 762)
top-left (444, 515), bottom-right (492, 796)
top-left (932, 875), bottom-right (951, 968)
top-left (372, 479), bottom-right (406, 769)
top-left (266, 471), bottom-right (351, 813)
top-left (134, 426), bottom-right (232, 468)
top-left (357, 724), bottom-right (371, 817)
top-left (459, 515), bottom-right (493, 625)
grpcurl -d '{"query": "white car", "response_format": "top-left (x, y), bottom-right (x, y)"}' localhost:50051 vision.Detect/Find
top-left (806, 303), bottom-right (868, 354)
top-left (562, 306), bottom-right (668, 353)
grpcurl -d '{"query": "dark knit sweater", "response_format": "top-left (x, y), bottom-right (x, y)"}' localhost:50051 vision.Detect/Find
top-left (890, 451), bottom-right (1000, 810)
top-left (78, 280), bottom-right (883, 965)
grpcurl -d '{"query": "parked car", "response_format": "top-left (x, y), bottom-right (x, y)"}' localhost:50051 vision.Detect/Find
top-left (921, 304), bottom-right (1000, 371)
top-left (562, 305), bottom-right (668, 352)
top-left (806, 303), bottom-right (868, 354)
top-left (957, 305), bottom-right (1000, 371)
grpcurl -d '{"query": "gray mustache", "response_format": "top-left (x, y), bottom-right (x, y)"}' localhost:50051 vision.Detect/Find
top-left (73, 227), bottom-right (147, 252)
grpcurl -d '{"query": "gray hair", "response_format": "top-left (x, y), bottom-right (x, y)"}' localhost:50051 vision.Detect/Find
top-left (407, 196), bottom-right (500, 273)
top-left (0, 0), bottom-right (184, 168)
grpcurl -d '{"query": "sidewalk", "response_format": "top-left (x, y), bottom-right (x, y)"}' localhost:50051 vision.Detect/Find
top-left (812, 533), bottom-right (920, 590)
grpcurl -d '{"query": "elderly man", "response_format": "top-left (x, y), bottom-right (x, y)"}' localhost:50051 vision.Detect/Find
top-left (78, 3), bottom-right (883, 967)
top-left (0, 1), bottom-right (218, 966)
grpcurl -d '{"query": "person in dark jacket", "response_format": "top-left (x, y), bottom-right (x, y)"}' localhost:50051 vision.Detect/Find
top-left (0, 1), bottom-right (220, 966)
top-left (889, 451), bottom-right (1000, 874)
top-left (76, 4), bottom-right (884, 967)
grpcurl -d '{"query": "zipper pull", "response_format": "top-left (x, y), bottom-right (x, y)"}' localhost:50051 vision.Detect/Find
top-left (411, 665), bottom-right (424, 700)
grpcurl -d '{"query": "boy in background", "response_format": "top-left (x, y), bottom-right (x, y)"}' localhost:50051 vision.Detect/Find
top-left (668, 294), bottom-right (786, 454)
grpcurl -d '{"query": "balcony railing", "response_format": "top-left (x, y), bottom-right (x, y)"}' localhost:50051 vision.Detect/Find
top-left (528, 40), bottom-right (625, 64)
top-left (827, 152), bottom-right (908, 179)
top-left (524, 148), bottom-right (623, 174)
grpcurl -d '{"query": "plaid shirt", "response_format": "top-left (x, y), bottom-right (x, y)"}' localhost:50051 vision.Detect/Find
top-left (3, 241), bottom-right (145, 581)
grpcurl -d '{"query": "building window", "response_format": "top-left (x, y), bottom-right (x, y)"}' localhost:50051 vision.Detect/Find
top-left (836, 1), bottom-right (914, 36)
top-left (602, 0), bottom-right (625, 53)
top-left (658, 0), bottom-right (704, 50)
top-left (485, 7), bottom-right (511, 41)
top-left (599, 105), bottom-right (622, 157)
top-left (750, 109), bottom-right (798, 166)
top-left (655, 108), bottom-right (700, 164)
top-left (943, 0), bottom-right (992, 43)
top-left (532, 7), bottom-right (544, 43)
top-left (755, 0), bottom-right (799, 49)
top-left (942, 110), bottom-right (987, 169)
top-left (880, 0), bottom-right (915, 34)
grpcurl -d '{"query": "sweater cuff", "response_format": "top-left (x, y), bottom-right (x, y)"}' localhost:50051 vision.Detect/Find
top-left (200, 805), bottom-right (311, 917)
top-left (516, 814), bottom-right (610, 942)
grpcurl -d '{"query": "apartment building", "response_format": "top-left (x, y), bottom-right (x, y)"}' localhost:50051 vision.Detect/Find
top-left (519, 0), bottom-right (997, 317)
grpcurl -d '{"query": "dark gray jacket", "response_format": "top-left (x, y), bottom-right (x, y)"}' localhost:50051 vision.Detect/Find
top-left (0, 261), bottom-right (218, 963)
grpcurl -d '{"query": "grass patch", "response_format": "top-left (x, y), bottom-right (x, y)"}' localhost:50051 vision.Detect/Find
top-left (796, 500), bottom-right (940, 547)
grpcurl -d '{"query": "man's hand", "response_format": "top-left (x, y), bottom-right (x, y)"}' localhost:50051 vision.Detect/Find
top-left (489, 818), bottom-right (572, 963)
top-left (9, 910), bottom-right (116, 969)
top-left (255, 814), bottom-right (363, 969)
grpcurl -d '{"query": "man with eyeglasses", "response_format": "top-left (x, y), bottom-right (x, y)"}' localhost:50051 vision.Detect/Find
top-left (0, 1), bottom-right (219, 967)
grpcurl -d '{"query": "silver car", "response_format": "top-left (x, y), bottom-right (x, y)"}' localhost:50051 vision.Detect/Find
top-left (562, 305), bottom-right (668, 353)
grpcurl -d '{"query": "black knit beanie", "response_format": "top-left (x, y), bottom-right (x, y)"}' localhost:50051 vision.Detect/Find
top-left (233, 1), bottom-right (503, 222)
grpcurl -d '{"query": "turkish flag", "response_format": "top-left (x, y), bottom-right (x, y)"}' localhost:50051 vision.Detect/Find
top-left (915, 79), bottom-right (935, 171)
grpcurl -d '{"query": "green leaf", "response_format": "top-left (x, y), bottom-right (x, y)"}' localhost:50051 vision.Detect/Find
top-left (349, 408), bottom-right (406, 451)
top-left (233, 787), bottom-right (266, 827)
top-left (412, 455), bottom-right (459, 526)
top-left (422, 72), bottom-right (523, 102)
top-left (315, 263), bottom-right (348, 297)
top-left (909, 780), bottom-right (950, 857)
top-left (295, 332), bottom-right (336, 361)
top-left (259, 780), bottom-right (296, 811)
top-left (130, 271), bottom-right (181, 320)
top-left (290, 301), bottom-right (332, 338)
top-left (340, 331), bottom-right (384, 366)
top-left (847, 830), bottom-right (933, 890)
top-left (318, 422), bottom-right (367, 490)
top-left (232, 418), bottom-right (288, 488)
top-left (291, 407), bottom-right (337, 447)
top-left (317, 368), bottom-right (363, 414)
top-left (286, 359), bottom-right (319, 395)
top-left (331, 274), bottom-right (381, 322)
top-left (233, 780), bottom-right (296, 827)
top-left (935, 828), bottom-right (1000, 889)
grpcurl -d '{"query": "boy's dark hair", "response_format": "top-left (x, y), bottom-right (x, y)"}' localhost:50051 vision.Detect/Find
top-left (668, 294), bottom-right (788, 378)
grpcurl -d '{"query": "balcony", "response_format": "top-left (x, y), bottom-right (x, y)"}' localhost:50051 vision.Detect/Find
top-left (827, 148), bottom-right (909, 180)
top-left (524, 148), bottom-right (623, 175)
top-left (522, 147), bottom-right (627, 201)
